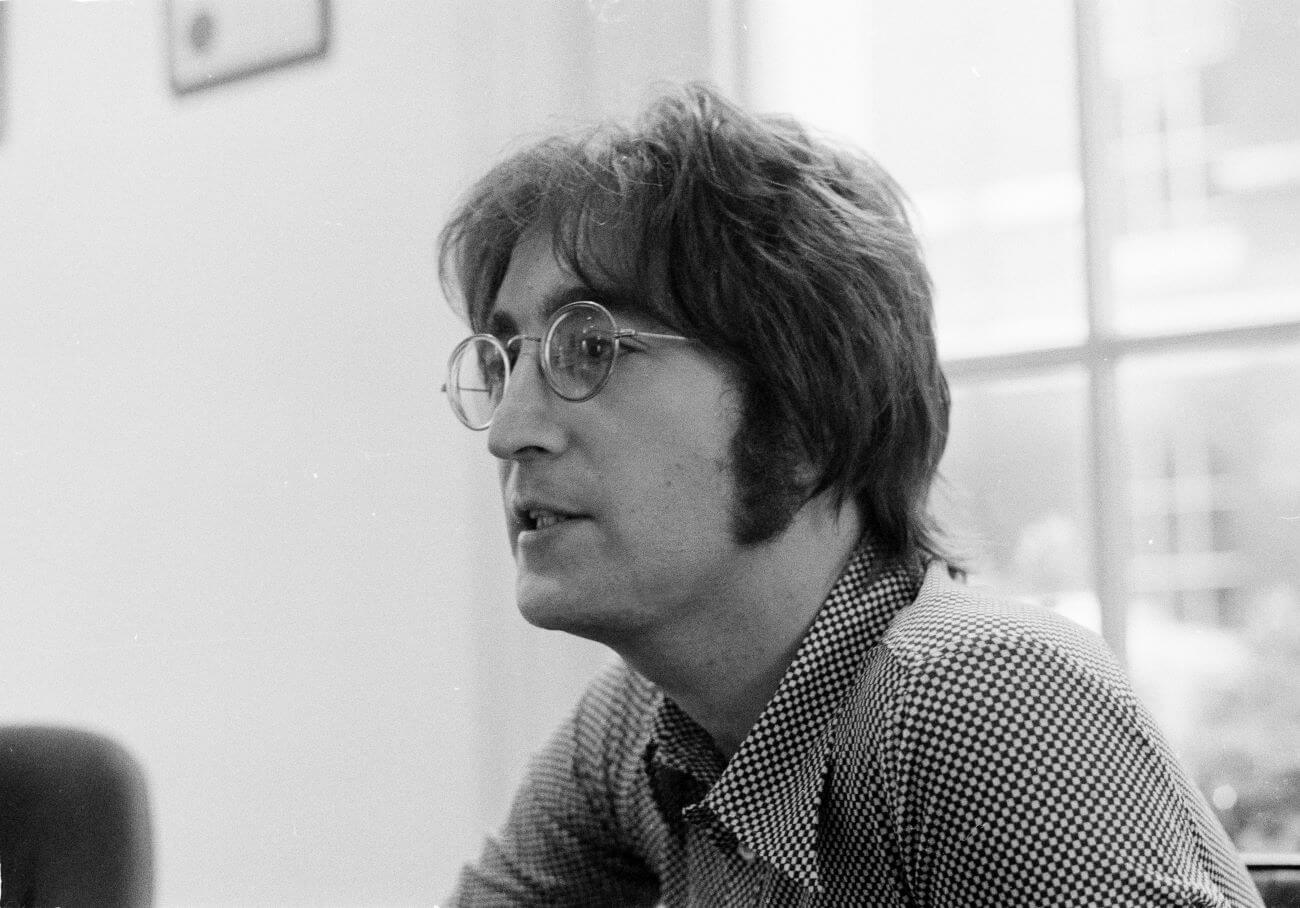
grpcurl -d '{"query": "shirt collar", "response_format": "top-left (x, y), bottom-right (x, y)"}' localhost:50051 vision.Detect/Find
top-left (645, 541), bottom-right (923, 893)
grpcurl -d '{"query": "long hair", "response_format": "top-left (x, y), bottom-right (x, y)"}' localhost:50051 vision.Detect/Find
top-left (439, 83), bottom-right (953, 566)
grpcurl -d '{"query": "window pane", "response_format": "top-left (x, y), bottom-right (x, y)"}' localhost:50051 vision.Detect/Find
top-left (871, 0), bottom-right (1086, 358)
top-left (936, 370), bottom-right (1096, 630)
top-left (1099, 0), bottom-right (1300, 334)
top-left (1121, 345), bottom-right (1300, 850)
top-left (744, 0), bottom-right (1087, 358)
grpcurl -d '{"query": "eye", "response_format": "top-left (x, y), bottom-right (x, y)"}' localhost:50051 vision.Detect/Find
top-left (578, 333), bottom-right (613, 361)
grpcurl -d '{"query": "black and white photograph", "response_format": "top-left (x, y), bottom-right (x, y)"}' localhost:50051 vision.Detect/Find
top-left (2, 1), bottom-right (1298, 905)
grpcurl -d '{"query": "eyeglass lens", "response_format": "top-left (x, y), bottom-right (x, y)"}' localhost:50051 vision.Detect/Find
top-left (545, 304), bottom-right (617, 401)
top-left (448, 338), bottom-right (508, 429)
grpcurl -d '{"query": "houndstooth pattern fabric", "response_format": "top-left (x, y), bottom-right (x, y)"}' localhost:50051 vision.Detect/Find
top-left (449, 545), bottom-right (1264, 907)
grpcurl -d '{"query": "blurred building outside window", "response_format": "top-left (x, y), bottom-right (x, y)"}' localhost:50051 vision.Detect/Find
top-left (743, 0), bottom-right (1300, 854)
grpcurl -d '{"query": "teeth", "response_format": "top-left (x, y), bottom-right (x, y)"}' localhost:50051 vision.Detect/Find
top-left (528, 509), bottom-right (572, 530)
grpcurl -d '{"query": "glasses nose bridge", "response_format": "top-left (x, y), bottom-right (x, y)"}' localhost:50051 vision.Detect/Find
top-left (506, 332), bottom-right (544, 356)
top-left (497, 332), bottom-right (552, 409)
top-left (505, 333), bottom-right (547, 383)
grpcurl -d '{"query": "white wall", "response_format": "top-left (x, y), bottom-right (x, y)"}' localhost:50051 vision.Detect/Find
top-left (0, 1), bottom-right (714, 903)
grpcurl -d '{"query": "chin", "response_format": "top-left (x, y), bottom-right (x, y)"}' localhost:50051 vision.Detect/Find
top-left (514, 576), bottom-right (579, 629)
top-left (514, 577), bottom-right (620, 642)
top-left (515, 597), bottom-right (571, 631)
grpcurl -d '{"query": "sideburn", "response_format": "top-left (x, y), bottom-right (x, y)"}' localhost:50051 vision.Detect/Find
top-left (728, 388), bottom-right (811, 546)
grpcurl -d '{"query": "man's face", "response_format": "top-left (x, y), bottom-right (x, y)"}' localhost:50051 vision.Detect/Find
top-left (484, 228), bottom-right (751, 645)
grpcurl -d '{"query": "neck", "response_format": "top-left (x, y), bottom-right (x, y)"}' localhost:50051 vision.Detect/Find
top-left (613, 497), bottom-right (863, 758)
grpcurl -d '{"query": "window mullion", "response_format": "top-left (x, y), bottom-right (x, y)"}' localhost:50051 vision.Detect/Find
top-left (1076, 0), bottom-right (1130, 664)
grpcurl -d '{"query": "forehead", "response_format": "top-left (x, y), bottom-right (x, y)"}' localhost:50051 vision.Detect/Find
top-left (484, 226), bottom-right (656, 335)
top-left (490, 229), bottom-right (581, 326)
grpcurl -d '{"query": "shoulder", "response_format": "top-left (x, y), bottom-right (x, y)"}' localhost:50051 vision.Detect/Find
top-left (829, 568), bottom-right (1263, 906)
top-left (880, 563), bottom-right (1132, 703)
top-left (835, 563), bottom-right (1151, 765)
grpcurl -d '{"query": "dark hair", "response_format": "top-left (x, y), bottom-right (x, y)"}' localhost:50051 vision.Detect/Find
top-left (439, 83), bottom-right (952, 565)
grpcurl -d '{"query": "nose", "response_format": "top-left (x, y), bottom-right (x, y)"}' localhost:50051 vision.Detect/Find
top-left (486, 340), bottom-right (566, 461)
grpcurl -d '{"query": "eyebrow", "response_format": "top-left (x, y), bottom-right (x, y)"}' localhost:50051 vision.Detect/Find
top-left (484, 284), bottom-right (641, 337)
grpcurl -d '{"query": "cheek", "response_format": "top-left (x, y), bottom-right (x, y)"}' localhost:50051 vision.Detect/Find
top-left (626, 391), bottom-right (740, 533)
top-left (625, 446), bottom-right (738, 544)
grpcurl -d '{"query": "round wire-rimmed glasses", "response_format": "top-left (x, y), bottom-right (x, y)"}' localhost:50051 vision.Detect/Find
top-left (443, 300), bottom-right (692, 430)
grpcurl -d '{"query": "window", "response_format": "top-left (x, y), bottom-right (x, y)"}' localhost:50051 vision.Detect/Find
top-left (744, 0), bottom-right (1300, 853)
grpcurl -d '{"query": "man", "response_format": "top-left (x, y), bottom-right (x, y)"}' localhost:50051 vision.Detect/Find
top-left (438, 84), bottom-right (1263, 906)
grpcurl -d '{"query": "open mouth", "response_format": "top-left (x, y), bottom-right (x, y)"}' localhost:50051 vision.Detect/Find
top-left (521, 508), bottom-right (583, 532)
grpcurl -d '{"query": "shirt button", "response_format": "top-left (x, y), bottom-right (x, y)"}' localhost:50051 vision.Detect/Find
top-left (736, 842), bottom-right (757, 863)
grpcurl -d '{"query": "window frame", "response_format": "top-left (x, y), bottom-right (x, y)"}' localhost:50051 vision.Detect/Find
top-left (940, 0), bottom-right (1300, 666)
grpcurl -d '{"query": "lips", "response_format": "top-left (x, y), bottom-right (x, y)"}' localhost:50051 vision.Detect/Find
top-left (512, 500), bottom-right (588, 534)
top-left (526, 508), bottom-right (579, 530)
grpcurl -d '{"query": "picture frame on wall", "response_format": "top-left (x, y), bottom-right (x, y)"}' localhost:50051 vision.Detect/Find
top-left (167, 0), bottom-right (330, 95)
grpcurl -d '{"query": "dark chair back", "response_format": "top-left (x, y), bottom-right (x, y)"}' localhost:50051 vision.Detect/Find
top-left (0, 726), bottom-right (153, 907)
top-left (1248, 855), bottom-right (1300, 908)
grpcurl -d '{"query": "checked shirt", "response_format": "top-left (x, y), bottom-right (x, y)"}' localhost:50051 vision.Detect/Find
top-left (450, 545), bottom-right (1264, 907)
